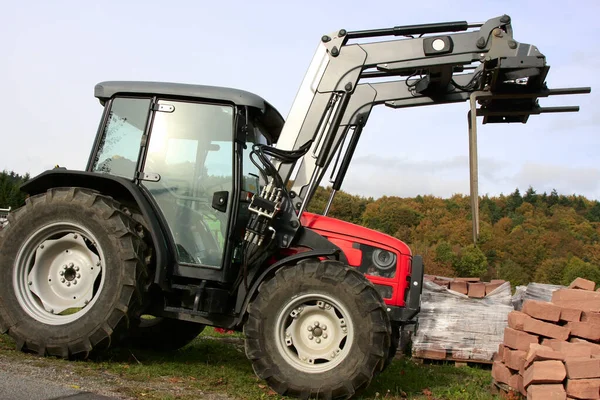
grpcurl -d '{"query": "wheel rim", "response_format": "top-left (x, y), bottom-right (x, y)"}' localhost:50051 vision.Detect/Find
top-left (275, 293), bottom-right (354, 373)
top-left (12, 222), bottom-right (105, 326)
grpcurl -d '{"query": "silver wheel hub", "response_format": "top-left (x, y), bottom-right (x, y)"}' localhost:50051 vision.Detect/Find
top-left (13, 223), bottom-right (105, 325)
top-left (28, 234), bottom-right (101, 314)
top-left (277, 295), bottom-right (353, 373)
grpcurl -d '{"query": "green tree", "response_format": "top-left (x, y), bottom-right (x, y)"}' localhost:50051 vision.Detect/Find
top-left (558, 195), bottom-right (572, 207)
top-left (453, 244), bottom-right (488, 278)
top-left (0, 171), bottom-right (29, 209)
top-left (329, 191), bottom-right (371, 224)
top-left (506, 188), bottom-right (523, 213)
top-left (548, 189), bottom-right (559, 207)
top-left (540, 191), bottom-right (548, 205)
top-left (574, 196), bottom-right (587, 212)
top-left (534, 258), bottom-right (566, 285)
top-left (586, 201), bottom-right (600, 223)
top-left (561, 257), bottom-right (600, 287)
top-left (362, 196), bottom-right (422, 236)
top-left (497, 259), bottom-right (530, 287)
top-left (435, 241), bottom-right (456, 264)
top-left (523, 186), bottom-right (537, 204)
top-left (306, 186), bottom-right (372, 224)
top-left (480, 196), bottom-right (503, 224)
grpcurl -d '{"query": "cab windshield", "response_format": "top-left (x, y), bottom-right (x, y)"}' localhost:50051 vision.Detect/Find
top-left (92, 97), bottom-right (150, 178)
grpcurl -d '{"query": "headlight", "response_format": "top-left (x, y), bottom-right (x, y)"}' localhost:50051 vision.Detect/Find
top-left (372, 249), bottom-right (396, 271)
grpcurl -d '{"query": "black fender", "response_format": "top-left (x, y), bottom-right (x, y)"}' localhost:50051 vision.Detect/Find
top-left (231, 226), bottom-right (347, 328)
top-left (21, 169), bottom-right (171, 288)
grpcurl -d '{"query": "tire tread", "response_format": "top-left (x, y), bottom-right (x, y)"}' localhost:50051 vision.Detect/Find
top-left (245, 259), bottom-right (391, 400)
top-left (0, 187), bottom-right (147, 359)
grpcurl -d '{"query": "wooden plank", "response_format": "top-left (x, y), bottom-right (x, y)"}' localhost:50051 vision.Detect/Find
top-left (492, 381), bottom-right (524, 400)
top-left (412, 355), bottom-right (494, 366)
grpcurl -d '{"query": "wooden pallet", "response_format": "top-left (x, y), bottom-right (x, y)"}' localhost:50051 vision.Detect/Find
top-left (490, 381), bottom-right (523, 399)
top-left (412, 355), bottom-right (494, 367)
top-left (412, 350), bottom-right (493, 367)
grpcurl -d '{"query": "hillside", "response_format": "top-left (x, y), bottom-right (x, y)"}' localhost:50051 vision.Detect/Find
top-left (308, 185), bottom-right (600, 287)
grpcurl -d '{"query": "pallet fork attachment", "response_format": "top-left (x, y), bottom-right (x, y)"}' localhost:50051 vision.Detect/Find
top-left (467, 87), bottom-right (591, 243)
top-left (271, 14), bottom-right (591, 244)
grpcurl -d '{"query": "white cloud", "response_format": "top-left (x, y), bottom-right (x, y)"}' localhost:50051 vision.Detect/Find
top-left (342, 169), bottom-right (470, 199)
top-left (337, 155), bottom-right (600, 200)
top-left (340, 154), bottom-right (495, 198)
top-left (514, 163), bottom-right (600, 196)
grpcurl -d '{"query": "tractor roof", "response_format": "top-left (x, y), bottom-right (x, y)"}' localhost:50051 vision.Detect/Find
top-left (94, 81), bottom-right (285, 141)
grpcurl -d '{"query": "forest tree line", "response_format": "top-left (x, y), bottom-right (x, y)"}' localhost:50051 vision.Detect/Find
top-left (0, 171), bottom-right (29, 211)
top-left (2, 170), bottom-right (600, 287)
top-left (308, 185), bottom-right (600, 287)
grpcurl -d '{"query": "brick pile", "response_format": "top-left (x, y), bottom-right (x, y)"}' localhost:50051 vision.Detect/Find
top-left (424, 275), bottom-right (507, 298)
top-left (512, 282), bottom-right (567, 311)
top-left (412, 278), bottom-right (514, 362)
top-left (492, 277), bottom-right (600, 399)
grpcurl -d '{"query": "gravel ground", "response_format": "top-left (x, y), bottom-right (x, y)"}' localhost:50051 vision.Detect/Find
top-left (0, 353), bottom-right (233, 400)
top-left (0, 354), bottom-right (131, 399)
top-left (0, 369), bottom-right (86, 399)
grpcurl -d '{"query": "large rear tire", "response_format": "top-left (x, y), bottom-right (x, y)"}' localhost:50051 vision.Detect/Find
top-left (244, 259), bottom-right (391, 399)
top-left (0, 188), bottom-right (147, 358)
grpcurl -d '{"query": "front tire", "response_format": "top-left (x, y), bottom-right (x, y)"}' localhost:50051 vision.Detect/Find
top-left (0, 188), bottom-right (147, 358)
top-left (244, 259), bottom-right (391, 399)
top-left (382, 325), bottom-right (400, 371)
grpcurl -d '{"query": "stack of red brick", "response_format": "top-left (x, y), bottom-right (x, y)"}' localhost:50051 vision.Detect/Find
top-left (424, 275), bottom-right (506, 298)
top-left (412, 277), bottom-right (513, 363)
top-left (492, 277), bottom-right (600, 399)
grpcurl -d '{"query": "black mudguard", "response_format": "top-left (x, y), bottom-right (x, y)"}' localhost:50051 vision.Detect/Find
top-left (21, 169), bottom-right (171, 288)
top-left (387, 255), bottom-right (424, 323)
top-left (231, 226), bottom-right (346, 328)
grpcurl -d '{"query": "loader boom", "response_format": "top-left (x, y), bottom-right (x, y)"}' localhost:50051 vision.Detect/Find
top-left (273, 15), bottom-right (590, 241)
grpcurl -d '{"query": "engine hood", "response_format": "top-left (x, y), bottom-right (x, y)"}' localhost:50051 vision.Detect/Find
top-left (300, 212), bottom-right (412, 256)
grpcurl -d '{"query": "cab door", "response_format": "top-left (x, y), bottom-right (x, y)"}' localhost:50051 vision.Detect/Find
top-left (142, 99), bottom-right (235, 269)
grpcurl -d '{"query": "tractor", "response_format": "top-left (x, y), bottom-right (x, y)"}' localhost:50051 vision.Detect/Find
top-left (0, 14), bottom-right (589, 399)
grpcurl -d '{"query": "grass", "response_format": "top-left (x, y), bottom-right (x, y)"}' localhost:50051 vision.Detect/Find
top-left (0, 329), bottom-right (500, 399)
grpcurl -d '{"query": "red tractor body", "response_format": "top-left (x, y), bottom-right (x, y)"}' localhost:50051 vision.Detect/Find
top-left (301, 212), bottom-right (413, 307)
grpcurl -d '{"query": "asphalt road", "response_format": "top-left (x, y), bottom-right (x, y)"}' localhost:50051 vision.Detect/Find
top-left (0, 371), bottom-right (116, 400)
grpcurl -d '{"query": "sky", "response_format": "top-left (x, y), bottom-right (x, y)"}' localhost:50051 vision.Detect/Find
top-left (1, 0), bottom-right (598, 201)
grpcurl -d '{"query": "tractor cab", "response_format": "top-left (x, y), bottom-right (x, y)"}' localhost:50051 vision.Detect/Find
top-left (88, 81), bottom-right (284, 273)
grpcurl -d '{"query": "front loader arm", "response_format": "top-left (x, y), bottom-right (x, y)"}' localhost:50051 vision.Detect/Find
top-left (273, 14), bottom-right (590, 241)
top-left (292, 72), bottom-right (479, 212)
